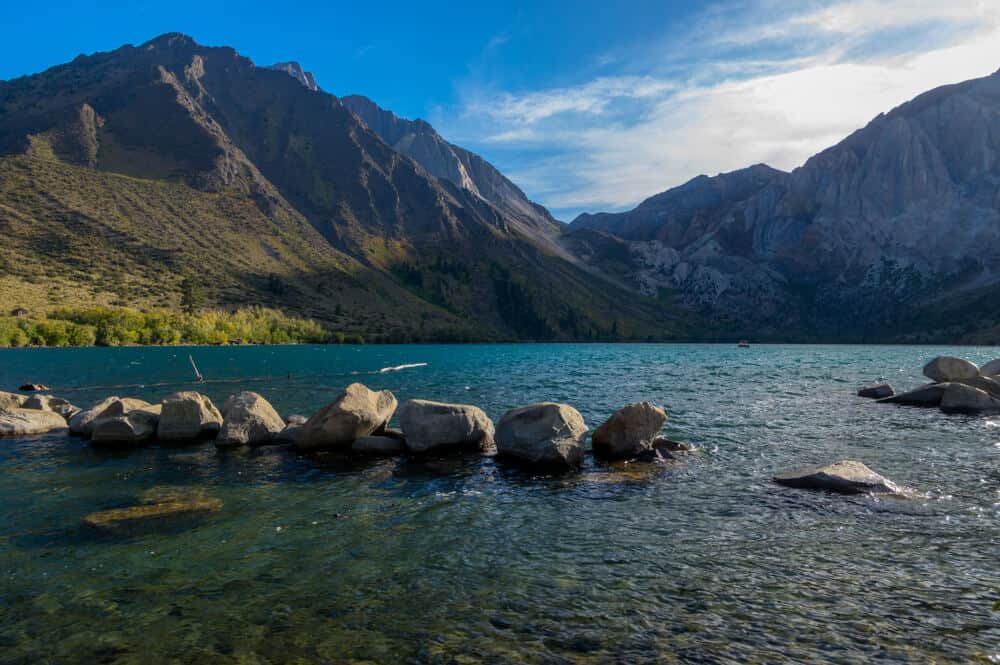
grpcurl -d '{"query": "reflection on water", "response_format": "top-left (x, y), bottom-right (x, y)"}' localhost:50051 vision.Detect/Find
top-left (1, 344), bottom-right (1000, 663)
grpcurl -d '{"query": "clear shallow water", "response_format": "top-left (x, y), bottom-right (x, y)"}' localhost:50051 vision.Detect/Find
top-left (1, 343), bottom-right (999, 664)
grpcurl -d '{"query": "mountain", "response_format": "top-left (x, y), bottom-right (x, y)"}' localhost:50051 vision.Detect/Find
top-left (267, 62), bottom-right (320, 92)
top-left (568, 69), bottom-right (1000, 343)
top-left (0, 33), bottom-right (684, 342)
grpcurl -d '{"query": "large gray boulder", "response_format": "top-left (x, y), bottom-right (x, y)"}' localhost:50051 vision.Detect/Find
top-left (296, 383), bottom-right (397, 451)
top-left (773, 460), bottom-right (902, 495)
top-left (953, 375), bottom-right (1000, 398)
top-left (877, 383), bottom-right (947, 407)
top-left (940, 383), bottom-right (1000, 414)
top-left (980, 358), bottom-right (1000, 377)
top-left (90, 408), bottom-right (160, 445)
top-left (0, 408), bottom-right (70, 436)
top-left (591, 401), bottom-right (666, 460)
top-left (157, 392), bottom-right (223, 441)
top-left (495, 402), bottom-right (588, 469)
top-left (923, 356), bottom-right (979, 383)
top-left (23, 394), bottom-right (79, 421)
top-left (216, 392), bottom-right (285, 447)
top-left (69, 397), bottom-right (153, 436)
top-left (0, 391), bottom-right (27, 412)
top-left (397, 399), bottom-right (495, 453)
top-left (857, 384), bottom-right (893, 399)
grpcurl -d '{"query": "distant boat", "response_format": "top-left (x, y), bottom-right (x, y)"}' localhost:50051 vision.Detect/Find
top-left (738, 340), bottom-right (750, 348)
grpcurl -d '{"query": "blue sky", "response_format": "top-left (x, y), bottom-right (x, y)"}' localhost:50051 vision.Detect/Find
top-left (3, 1), bottom-right (999, 220)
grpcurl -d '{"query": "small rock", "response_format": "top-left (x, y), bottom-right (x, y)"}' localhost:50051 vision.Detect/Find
top-left (922, 356), bottom-right (978, 383)
top-left (397, 399), bottom-right (494, 453)
top-left (23, 394), bottom-right (80, 421)
top-left (857, 384), bottom-right (894, 399)
top-left (352, 435), bottom-right (407, 455)
top-left (0, 409), bottom-right (70, 436)
top-left (652, 437), bottom-right (696, 453)
top-left (591, 401), bottom-right (666, 460)
top-left (495, 402), bottom-right (588, 469)
top-left (877, 383), bottom-right (947, 407)
top-left (773, 460), bottom-right (902, 495)
top-left (217, 391), bottom-right (285, 447)
top-left (18, 384), bottom-right (50, 392)
top-left (295, 383), bottom-right (397, 451)
top-left (284, 414), bottom-right (307, 426)
top-left (940, 383), bottom-right (1000, 414)
top-left (980, 358), bottom-right (1000, 377)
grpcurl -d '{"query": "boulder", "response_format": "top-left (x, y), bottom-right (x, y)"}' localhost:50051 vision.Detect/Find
top-left (773, 460), bottom-right (901, 495)
top-left (591, 401), bottom-right (666, 460)
top-left (23, 394), bottom-right (80, 421)
top-left (90, 409), bottom-right (159, 445)
top-left (652, 437), bottom-right (696, 453)
top-left (877, 383), bottom-right (947, 407)
top-left (273, 414), bottom-right (308, 443)
top-left (0, 390), bottom-right (27, 412)
top-left (352, 435), bottom-right (407, 455)
top-left (495, 402), bottom-right (588, 469)
top-left (940, 383), bottom-right (1000, 414)
top-left (953, 375), bottom-right (1000, 398)
top-left (397, 399), bottom-right (495, 453)
top-left (157, 392), bottom-right (223, 441)
top-left (857, 384), bottom-right (894, 399)
top-left (0, 408), bottom-right (70, 436)
top-left (922, 356), bottom-right (978, 383)
top-left (295, 383), bottom-right (397, 451)
top-left (18, 383), bottom-right (50, 392)
top-left (216, 391), bottom-right (285, 447)
top-left (69, 396), bottom-right (121, 436)
top-left (980, 358), bottom-right (1000, 377)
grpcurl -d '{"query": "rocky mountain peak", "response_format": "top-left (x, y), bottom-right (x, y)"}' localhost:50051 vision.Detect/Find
top-left (267, 61), bottom-right (320, 92)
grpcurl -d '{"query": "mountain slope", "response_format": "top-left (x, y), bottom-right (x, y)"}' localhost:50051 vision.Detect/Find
top-left (569, 69), bottom-right (1000, 342)
top-left (0, 33), bottom-right (685, 342)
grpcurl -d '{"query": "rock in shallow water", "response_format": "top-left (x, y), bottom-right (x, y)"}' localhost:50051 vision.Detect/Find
top-left (0, 408), bottom-right (70, 436)
top-left (877, 383), bottom-right (946, 407)
top-left (939, 383), bottom-right (1000, 414)
top-left (495, 402), bottom-right (587, 469)
top-left (591, 401), bottom-right (666, 460)
top-left (773, 460), bottom-right (901, 495)
top-left (857, 384), bottom-right (894, 399)
top-left (923, 356), bottom-right (979, 383)
top-left (980, 358), bottom-right (1000, 377)
top-left (217, 391), bottom-right (285, 447)
top-left (157, 392), bottom-right (223, 441)
top-left (398, 399), bottom-right (494, 453)
top-left (296, 383), bottom-right (397, 451)
top-left (83, 490), bottom-right (223, 531)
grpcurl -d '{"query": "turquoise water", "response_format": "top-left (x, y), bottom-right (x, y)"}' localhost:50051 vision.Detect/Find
top-left (1, 344), bottom-right (999, 664)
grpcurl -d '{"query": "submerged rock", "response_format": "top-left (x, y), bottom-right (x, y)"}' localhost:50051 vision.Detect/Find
top-left (922, 356), bottom-right (978, 383)
top-left (83, 490), bottom-right (223, 531)
top-left (495, 402), bottom-right (588, 469)
top-left (296, 383), bottom-right (397, 451)
top-left (591, 401), bottom-right (666, 460)
top-left (857, 384), bottom-right (894, 399)
top-left (157, 392), bottom-right (223, 441)
top-left (352, 435), bottom-right (407, 455)
top-left (216, 391), bottom-right (284, 447)
top-left (398, 399), bottom-right (494, 453)
top-left (0, 408), bottom-right (70, 436)
top-left (773, 460), bottom-right (901, 495)
top-left (877, 383), bottom-right (947, 407)
top-left (939, 383), bottom-right (1000, 414)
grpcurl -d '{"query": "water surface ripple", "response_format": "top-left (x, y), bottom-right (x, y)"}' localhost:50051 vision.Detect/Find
top-left (1, 344), bottom-right (998, 663)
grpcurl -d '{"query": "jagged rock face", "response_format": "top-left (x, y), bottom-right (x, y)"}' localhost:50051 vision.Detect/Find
top-left (267, 62), bottom-right (320, 92)
top-left (569, 70), bottom-right (1000, 341)
top-left (341, 95), bottom-right (563, 243)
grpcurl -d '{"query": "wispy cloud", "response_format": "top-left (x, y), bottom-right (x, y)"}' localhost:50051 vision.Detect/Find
top-left (438, 0), bottom-right (1000, 220)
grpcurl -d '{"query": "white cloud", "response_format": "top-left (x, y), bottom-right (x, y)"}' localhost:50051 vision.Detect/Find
top-left (441, 0), bottom-right (1000, 219)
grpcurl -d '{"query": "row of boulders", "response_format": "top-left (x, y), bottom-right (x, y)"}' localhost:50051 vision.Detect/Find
top-left (2, 382), bottom-right (691, 469)
top-left (858, 355), bottom-right (1000, 415)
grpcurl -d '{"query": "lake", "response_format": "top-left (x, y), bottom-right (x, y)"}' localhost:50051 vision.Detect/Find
top-left (1, 344), bottom-right (999, 663)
